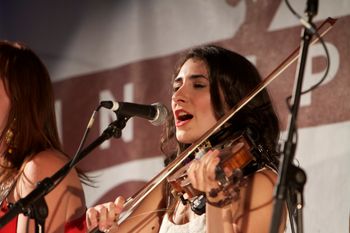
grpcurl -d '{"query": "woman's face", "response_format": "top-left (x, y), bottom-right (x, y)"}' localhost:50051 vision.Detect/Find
top-left (0, 79), bottom-right (10, 137)
top-left (171, 58), bottom-right (217, 144)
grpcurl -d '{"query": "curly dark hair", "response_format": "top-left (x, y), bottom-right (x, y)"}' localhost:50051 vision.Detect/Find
top-left (161, 45), bottom-right (280, 170)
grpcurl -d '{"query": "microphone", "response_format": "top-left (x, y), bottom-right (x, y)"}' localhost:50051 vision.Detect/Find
top-left (100, 101), bottom-right (168, 126)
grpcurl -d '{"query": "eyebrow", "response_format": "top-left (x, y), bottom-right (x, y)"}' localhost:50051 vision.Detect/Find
top-left (174, 74), bottom-right (208, 82)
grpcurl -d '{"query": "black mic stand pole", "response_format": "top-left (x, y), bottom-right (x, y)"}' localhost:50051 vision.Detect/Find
top-left (269, 1), bottom-right (318, 233)
top-left (0, 115), bottom-right (130, 233)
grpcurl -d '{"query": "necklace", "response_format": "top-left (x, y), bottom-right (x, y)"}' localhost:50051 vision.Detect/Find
top-left (0, 177), bottom-right (16, 207)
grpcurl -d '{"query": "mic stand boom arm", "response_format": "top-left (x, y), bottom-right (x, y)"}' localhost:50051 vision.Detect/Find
top-left (0, 115), bottom-right (130, 233)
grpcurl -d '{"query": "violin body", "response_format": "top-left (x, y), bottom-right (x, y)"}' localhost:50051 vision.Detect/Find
top-left (117, 181), bottom-right (165, 233)
top-left (167, 131), bottom-right (256, 208)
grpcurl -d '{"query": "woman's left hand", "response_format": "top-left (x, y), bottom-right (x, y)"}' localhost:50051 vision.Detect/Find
top-left (187, 149), bottom-right (226, 198)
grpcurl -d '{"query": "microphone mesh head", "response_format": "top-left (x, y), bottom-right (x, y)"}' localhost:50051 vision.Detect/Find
top-left (150, 103), bottom-right (168, 126)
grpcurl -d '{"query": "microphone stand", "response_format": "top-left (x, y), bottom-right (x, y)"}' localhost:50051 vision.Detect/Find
top-left (0, 115), bottom-right (130, 233)
top-left (269, 1), bottom-right (318, 233)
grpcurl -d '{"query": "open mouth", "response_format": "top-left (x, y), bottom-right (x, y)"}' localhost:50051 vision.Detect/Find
top-left (175, 110), bottom-right (193, 125)
top-left (177, 112), bottom-right (193, 121)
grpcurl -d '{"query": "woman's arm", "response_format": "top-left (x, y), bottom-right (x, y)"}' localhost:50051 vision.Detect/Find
top-left (206, 169), bottom-right (286, 233)
top-left (187, 150), bottom-right (286, 233)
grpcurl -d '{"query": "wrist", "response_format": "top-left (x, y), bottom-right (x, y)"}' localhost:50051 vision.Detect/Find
top-left (206, 194), bottom-right (233, 208)
top-left (206, 190), bottom-right (233, 208)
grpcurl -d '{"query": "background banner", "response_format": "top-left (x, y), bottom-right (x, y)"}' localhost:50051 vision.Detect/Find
top-left (1, 0), bottom-right (349, 232)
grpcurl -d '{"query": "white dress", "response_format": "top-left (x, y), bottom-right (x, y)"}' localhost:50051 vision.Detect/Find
top-left (158, 213), bottom-right (206, 233)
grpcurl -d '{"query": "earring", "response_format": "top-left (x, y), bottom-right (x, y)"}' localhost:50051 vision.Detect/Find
top-left (4, 127), bottom-right (15, 155)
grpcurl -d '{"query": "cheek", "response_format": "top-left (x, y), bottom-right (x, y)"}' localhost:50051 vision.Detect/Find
top-left (198, 100), bottom-right (217, 124)
top-left (200, 96), bottom-right (214, 115)
top-left (203, 112), bottom-right (217, 127)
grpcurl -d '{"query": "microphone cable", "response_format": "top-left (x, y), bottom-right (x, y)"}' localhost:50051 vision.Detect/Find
top-left (284, 0), bottom-right (331, 113)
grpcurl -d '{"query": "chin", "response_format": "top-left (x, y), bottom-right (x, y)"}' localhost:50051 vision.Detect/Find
top-left (176, 133), bottom-right (197, 145)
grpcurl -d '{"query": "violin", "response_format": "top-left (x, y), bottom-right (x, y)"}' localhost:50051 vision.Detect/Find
top-left (167, 128), bottom-right (260, 215)
top-left (90, 17), bottom-right (336, 233)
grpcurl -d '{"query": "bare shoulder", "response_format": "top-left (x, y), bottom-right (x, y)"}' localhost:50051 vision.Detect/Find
top-left (244, 168), bottom-right (278, 209)
top-left (15, 149), bottom-right (86, 227)
top-left (23, 149), bottom-right (71, 182)
top-left (228, 168), bottom-right (285, 233)
top-left (206, 168), bottom-right (284, 233)
top-left (13, 151), bottom-right (86, 232)
top-left (250, 168), bottom-right (278, 190)
top-left (17, 149), bottom-right (82, 198)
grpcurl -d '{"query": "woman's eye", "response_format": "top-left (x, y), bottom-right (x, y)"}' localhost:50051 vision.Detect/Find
top-left (194, 83), bottom-right (206, 88)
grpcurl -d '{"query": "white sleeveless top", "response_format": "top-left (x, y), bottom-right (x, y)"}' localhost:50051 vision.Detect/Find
top-left (158, 213), bottom-right (206, 233)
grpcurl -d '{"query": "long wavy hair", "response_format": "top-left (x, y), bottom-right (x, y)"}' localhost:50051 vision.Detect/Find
top-left (161, 45), bottom-right (280, 166)
top-left (0, 40), bottom-right (87, 183)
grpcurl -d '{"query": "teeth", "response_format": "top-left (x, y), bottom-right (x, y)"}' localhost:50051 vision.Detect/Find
top-left (178, 112), bottom-right (187, 116)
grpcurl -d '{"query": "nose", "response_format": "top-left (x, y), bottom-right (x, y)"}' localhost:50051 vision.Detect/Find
top-left (172, 85), bottom-right (187, 104)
